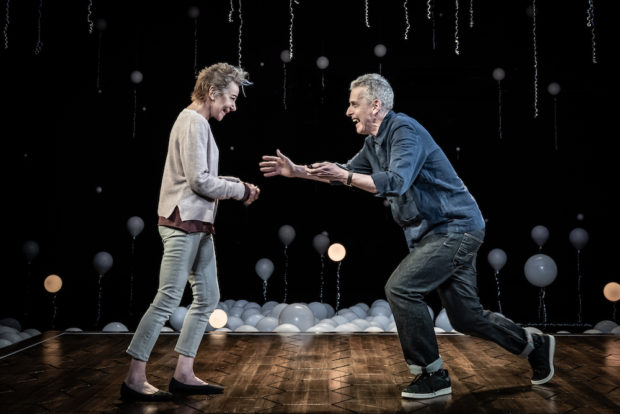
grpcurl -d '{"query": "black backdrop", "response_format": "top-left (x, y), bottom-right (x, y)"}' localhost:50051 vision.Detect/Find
top-left (2, 0), bottom-right (617, 331)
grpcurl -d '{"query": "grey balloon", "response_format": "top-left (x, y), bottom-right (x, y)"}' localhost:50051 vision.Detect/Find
top-left (530, 225), bottom-right (549, 247)
top-left (524, 254), bottom-right (557, 288)
top-left (312, 233), bottom-right (330, 255)
top-left (255, 258), bottom-right (274, 281)
top-left (93, 251), bottom-right (114, 275)
top-left (487, 248), bottom-right (507, 271)
top-left (278, 225), bottom-right (296, 246)
top-left (569, 227), bottom-right (589, 250)
top-left (127, 216), bottom-right (145, 238)
top-left (22, 240), bottom-right (40, 262)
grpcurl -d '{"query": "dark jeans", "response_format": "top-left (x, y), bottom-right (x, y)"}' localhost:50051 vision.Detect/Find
top-left (385, 230), bottom-right (533, 374)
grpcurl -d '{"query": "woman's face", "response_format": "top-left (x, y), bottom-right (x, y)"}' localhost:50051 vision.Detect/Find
top-left (211, 82), bottom-right (239, 121)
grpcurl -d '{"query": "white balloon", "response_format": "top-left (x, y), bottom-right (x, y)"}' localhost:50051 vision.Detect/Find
top-left (323, 303), bottom-right (335, 318)
top-left (278, 225), bottom-right (296, 246)
top-left (0, 326), bottom-right (18, 334)
top-left (269, 303), bottom-right (288, 319)
top-left (374, 44), bottom-right (387, 57)
top-left (280, 50), bottom-right (291, 63)
top-left (524, 254), bottom-right (558, 287)
top-left (492, 67), bottom-right (505, 81)
top-left (583, 329), bottom-right (602, 334)
top-left (547, 82), bottom-right (561, 96)
top-left (0, 317), bottom-right (22, 331)
top-left (351, 319), bottom-right (370, 330)
top-left (531, 225), bottom-right (549, 248)
top-left (524, 326), bottom-right (543, 335)
top-left (335, 323), bottom-right (359, 333)
top-left (235, 324), bottom-right (259, 332)
top-left (102, 322), bottom-right (128, 332)
top-left (487, 248), bottom-right (508, 272)
top-left (255, 258), bottom-right (275, 281)
top-left (331, 315), bottom-right (348, 326)
top-left (0, 332), bottom-right (22, 344)
top-left (65, 327), bottom-right (83, 332)
top-left (130, 70), bottom-right (143, 84)
top-left (279, 303), bottom-right (315, 331)
top-left (244, 313), bottom-right (264, 327)
top-left (370, 306), bottom-right (390, 317)
top-left (612, 326), bottom-right (620, 335)
top-left (426, 305), bottom-right (435, 321)
top-left (241, 307), bottom-right (260, 321)
top-left (273, 323), bottom-right (301, 333)
top-left (365, 326), bottom-right (384, 332)
top-left (312, 233), bottom-right (330, 256)
top-left (316, 56), bottom-right (329, 70)
top-left (308, 302), bottom-right (327, 320)
top-left (160, 326), bottom-right (174, 332)
top-left (348, 305), bottom-right (367, 318)
top-left (187, 6), bottom-right (200, 18)
top-left (435, 309), bottom-right (454, 332)
top-left (93, 251), bottom-right (113, 275)
top-left (569, 227), bottom-right (589, 250)
top-left (127, 216), bottom-right (145, 238)
top-left (0, 339), bottom-right (12, 348)
top-left (256, 316), bottom-right (279, 332)
top-left (593, 320), bottom-right (618, 333)
top-left (169, 306), bottom-right (188, 331)
top-left (355, 302), bottom-right (369, 312)
top-left (22, 240), bottom-right (40, 262)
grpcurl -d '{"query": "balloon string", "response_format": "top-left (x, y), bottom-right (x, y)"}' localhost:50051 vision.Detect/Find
top-left (3, 0), bottom-right (9, 49)
top-left (540, 288), bottom-right (547, 327)
top-left (321, 71), bottom-right (325, 104)
top-left (336, 261), bottom-right (342, 311)
top-left (553, 96), bottom-right (558, 150)
top-left (469, 0), bottom-right (474, 28)
top-left (96, 30), bottom-right (103, 93)
top-left (494, 271), bottom-right (503, 314)
top-left (34, 0), bottom-right (43, 55)
top-left (282, 63), bottom-right (287, 110)
top-left (497, 80), bottom-right (503, 139)
top-left (193, 17), bottom-right (198, 76)
top-left (51, 294), bottom-right (57, 329)
top-left (454, 0), bottom-right (460, 55)
top-left (586, 0), bottom-right (597, 64)
top-left (132, 87), bottom-right (137, 138)
top-left (577, 250), bottom-right (582, 323)
top-left (87, 0), bottom-right (93, 34)
top-left (532, 0), bottom-right (539, 118)
top-left (263, 280), bottom-right (268, 302)
top-left (96, 274), bottom-right (103, 327)
top-left (319, 255), bottom-right (325, 303)
top-left (403, 0), bottom-right (410, 40)
top-left (283, 246), bottom-right (288, 303)
top-left (129, 238), bottom-right (135, 314)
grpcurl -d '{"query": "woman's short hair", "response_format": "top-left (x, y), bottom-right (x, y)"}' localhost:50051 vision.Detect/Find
top-left (191, 63), bottom-right (250, 102)
top-left (350, 73), bottom-right (394, 112)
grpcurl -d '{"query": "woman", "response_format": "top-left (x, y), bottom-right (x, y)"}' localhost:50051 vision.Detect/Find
top-left (121, 63), bottom-right (259, 401)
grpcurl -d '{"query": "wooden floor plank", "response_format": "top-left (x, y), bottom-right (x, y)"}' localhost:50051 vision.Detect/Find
top-left (0, 332), bottom-right (618, 413)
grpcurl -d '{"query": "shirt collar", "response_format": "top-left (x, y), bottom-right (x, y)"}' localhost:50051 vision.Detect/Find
top-left (372, 110), bottom-right (395, 146)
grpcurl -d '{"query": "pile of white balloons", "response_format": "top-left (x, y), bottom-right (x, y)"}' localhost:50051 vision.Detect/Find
top-left (0, 318), bottom-right (41, 349)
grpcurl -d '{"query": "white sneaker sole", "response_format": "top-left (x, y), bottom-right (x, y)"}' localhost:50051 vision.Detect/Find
top-left (401, 386), bottom-right (452, 399)
top-left (531, 334), bottom-right (555, 385)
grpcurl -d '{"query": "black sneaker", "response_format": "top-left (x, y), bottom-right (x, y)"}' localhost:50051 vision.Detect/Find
top-left (528, 333), bottom-right (555, 385)
top-left (401, 369), bottom-right (452, 399)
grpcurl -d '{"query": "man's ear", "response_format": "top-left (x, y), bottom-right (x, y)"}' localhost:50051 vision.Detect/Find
top-left (373, 99), bottom-right (382, 114)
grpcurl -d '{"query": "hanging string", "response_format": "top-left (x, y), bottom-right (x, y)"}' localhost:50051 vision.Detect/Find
top-left (95, 20), bottom-right (104, 93)
top-left (403, 0), bottom-right (410, 40)
top-left (95, 274), bottom-right (103, 327)
top-left (228, 0), bottom-right (234, 22)
top-left (34, 0), bottom-right (43, 55)
top-left (192, 11), bottom-right (199, 75)
top-left (494, 270), bottom-right (503, 314)
top-left (576, 249), bottom-right (583, 323)
top-left (283, 245), bottom-right (289, 303)
top-left (365, 0), bottom-right (370, 28)
top-left (586, 0), bottom-right (597, 64)
top-left (51, 294), bottom-right (57, 329)
top-left (263, 280), bottom-right (268, 302)
top-left (426, 0), bottom-right (432, 20)
top-left (237, 0), bottom-right (243, 68)
top-left (129, 238), bottom-right (135, 315)
top-left (454, 0), bottom-right (460, 55)
top-left (3, 0), bottom-right (9, 49)
top-left (132, 87), bottom-right (137, 138)
top-left (289, 0), bottom-right (296, 60)
top-left (319, 255), bottom-right (325, 303)
top-left (538, 287), bottom-right (547, 327)
top-left (87, 0), bottom-right (94, 34)
top-left (553, 95), bottom-right (558, 150)
top-left (531, 0), bottom-right (539, 118)
top-left (282, 62), bottom-right (287, 110)
top-left (469, 0), bottom-right (474, 28)
top-left (497, 79), bottom-right (503, 139)
top-left (336, 261), bottom-right (342, 310)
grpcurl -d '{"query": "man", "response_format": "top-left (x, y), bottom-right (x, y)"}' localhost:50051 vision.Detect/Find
top-left (259, 73), bottom-right (555, 399)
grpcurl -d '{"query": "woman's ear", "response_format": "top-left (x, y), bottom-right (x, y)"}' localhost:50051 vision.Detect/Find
top-left (208, 86), bottom-right (216, 100)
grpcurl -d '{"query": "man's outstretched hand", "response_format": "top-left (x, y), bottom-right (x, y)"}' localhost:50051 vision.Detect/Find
top-left (259, 149), bottom-right (297, 178)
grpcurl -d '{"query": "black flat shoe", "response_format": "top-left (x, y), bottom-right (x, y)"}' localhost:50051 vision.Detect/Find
top-left (120, 382), bottom-right (174, 401)
top-left (169, 377), bottom-right (224, 395)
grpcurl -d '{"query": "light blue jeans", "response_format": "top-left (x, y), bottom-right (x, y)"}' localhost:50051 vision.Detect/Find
top-left (126, 226), bottom-right (220, 361)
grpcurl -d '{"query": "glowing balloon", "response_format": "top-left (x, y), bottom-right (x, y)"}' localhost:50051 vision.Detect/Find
top-left (569, 227), bottom-right (589, 250)
top-left (524, 254), bottom-right (557, 287)
top-left (187, 6), bottom-right (200, 18)
top-left (312, 233), bottom-right (330, 255)
top-left (22, 240), bottom-right (40, 262)
top-left (93, 251), bottom-right (113, 275)
top-left (435, 308), bottom-right (454, 332)
top-left (127, 216), bottom-right (145, 238)
top-left (278, 303), bottom-right (314, 332)
top-left (256, 316), bottom-right (279, 332)
top-left (255, 258), bottom-right (274, 281)
top-left (531, 225), bottom-right (549, 248)
top-left (328, 243), bottom-right (346, 262)
top-left (278, 225), bottom-right (296, 246)
top-left (209, 309), bottom-right (228, 329)
top-left (44, 274), bottom-right (62, 293)
top-left (492, 67), bottom-right (505, 81)
top-left (487, 248), bottom-right (507, 271)
top-left (603, 282), bottom-right (620, 302)
top-left (316, 56), bottom-right (329, 70)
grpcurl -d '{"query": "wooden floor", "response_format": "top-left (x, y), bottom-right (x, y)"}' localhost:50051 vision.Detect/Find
top-left (0, 332), bottom-right (618, 413)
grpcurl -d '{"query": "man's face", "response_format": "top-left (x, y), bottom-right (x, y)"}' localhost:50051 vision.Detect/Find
top-left (346, 86), bottom-right (376, 135)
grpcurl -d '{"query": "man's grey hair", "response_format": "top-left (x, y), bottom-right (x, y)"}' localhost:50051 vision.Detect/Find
top-left (350, 73), bottom-right (394, 113)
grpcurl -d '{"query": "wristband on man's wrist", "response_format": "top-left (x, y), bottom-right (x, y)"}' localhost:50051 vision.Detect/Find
top-left (346, 171), bottom-right (354, 186)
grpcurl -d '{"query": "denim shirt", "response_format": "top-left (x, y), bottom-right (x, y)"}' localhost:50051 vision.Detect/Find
top-left (340, 111), bottom-right (485, 246)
